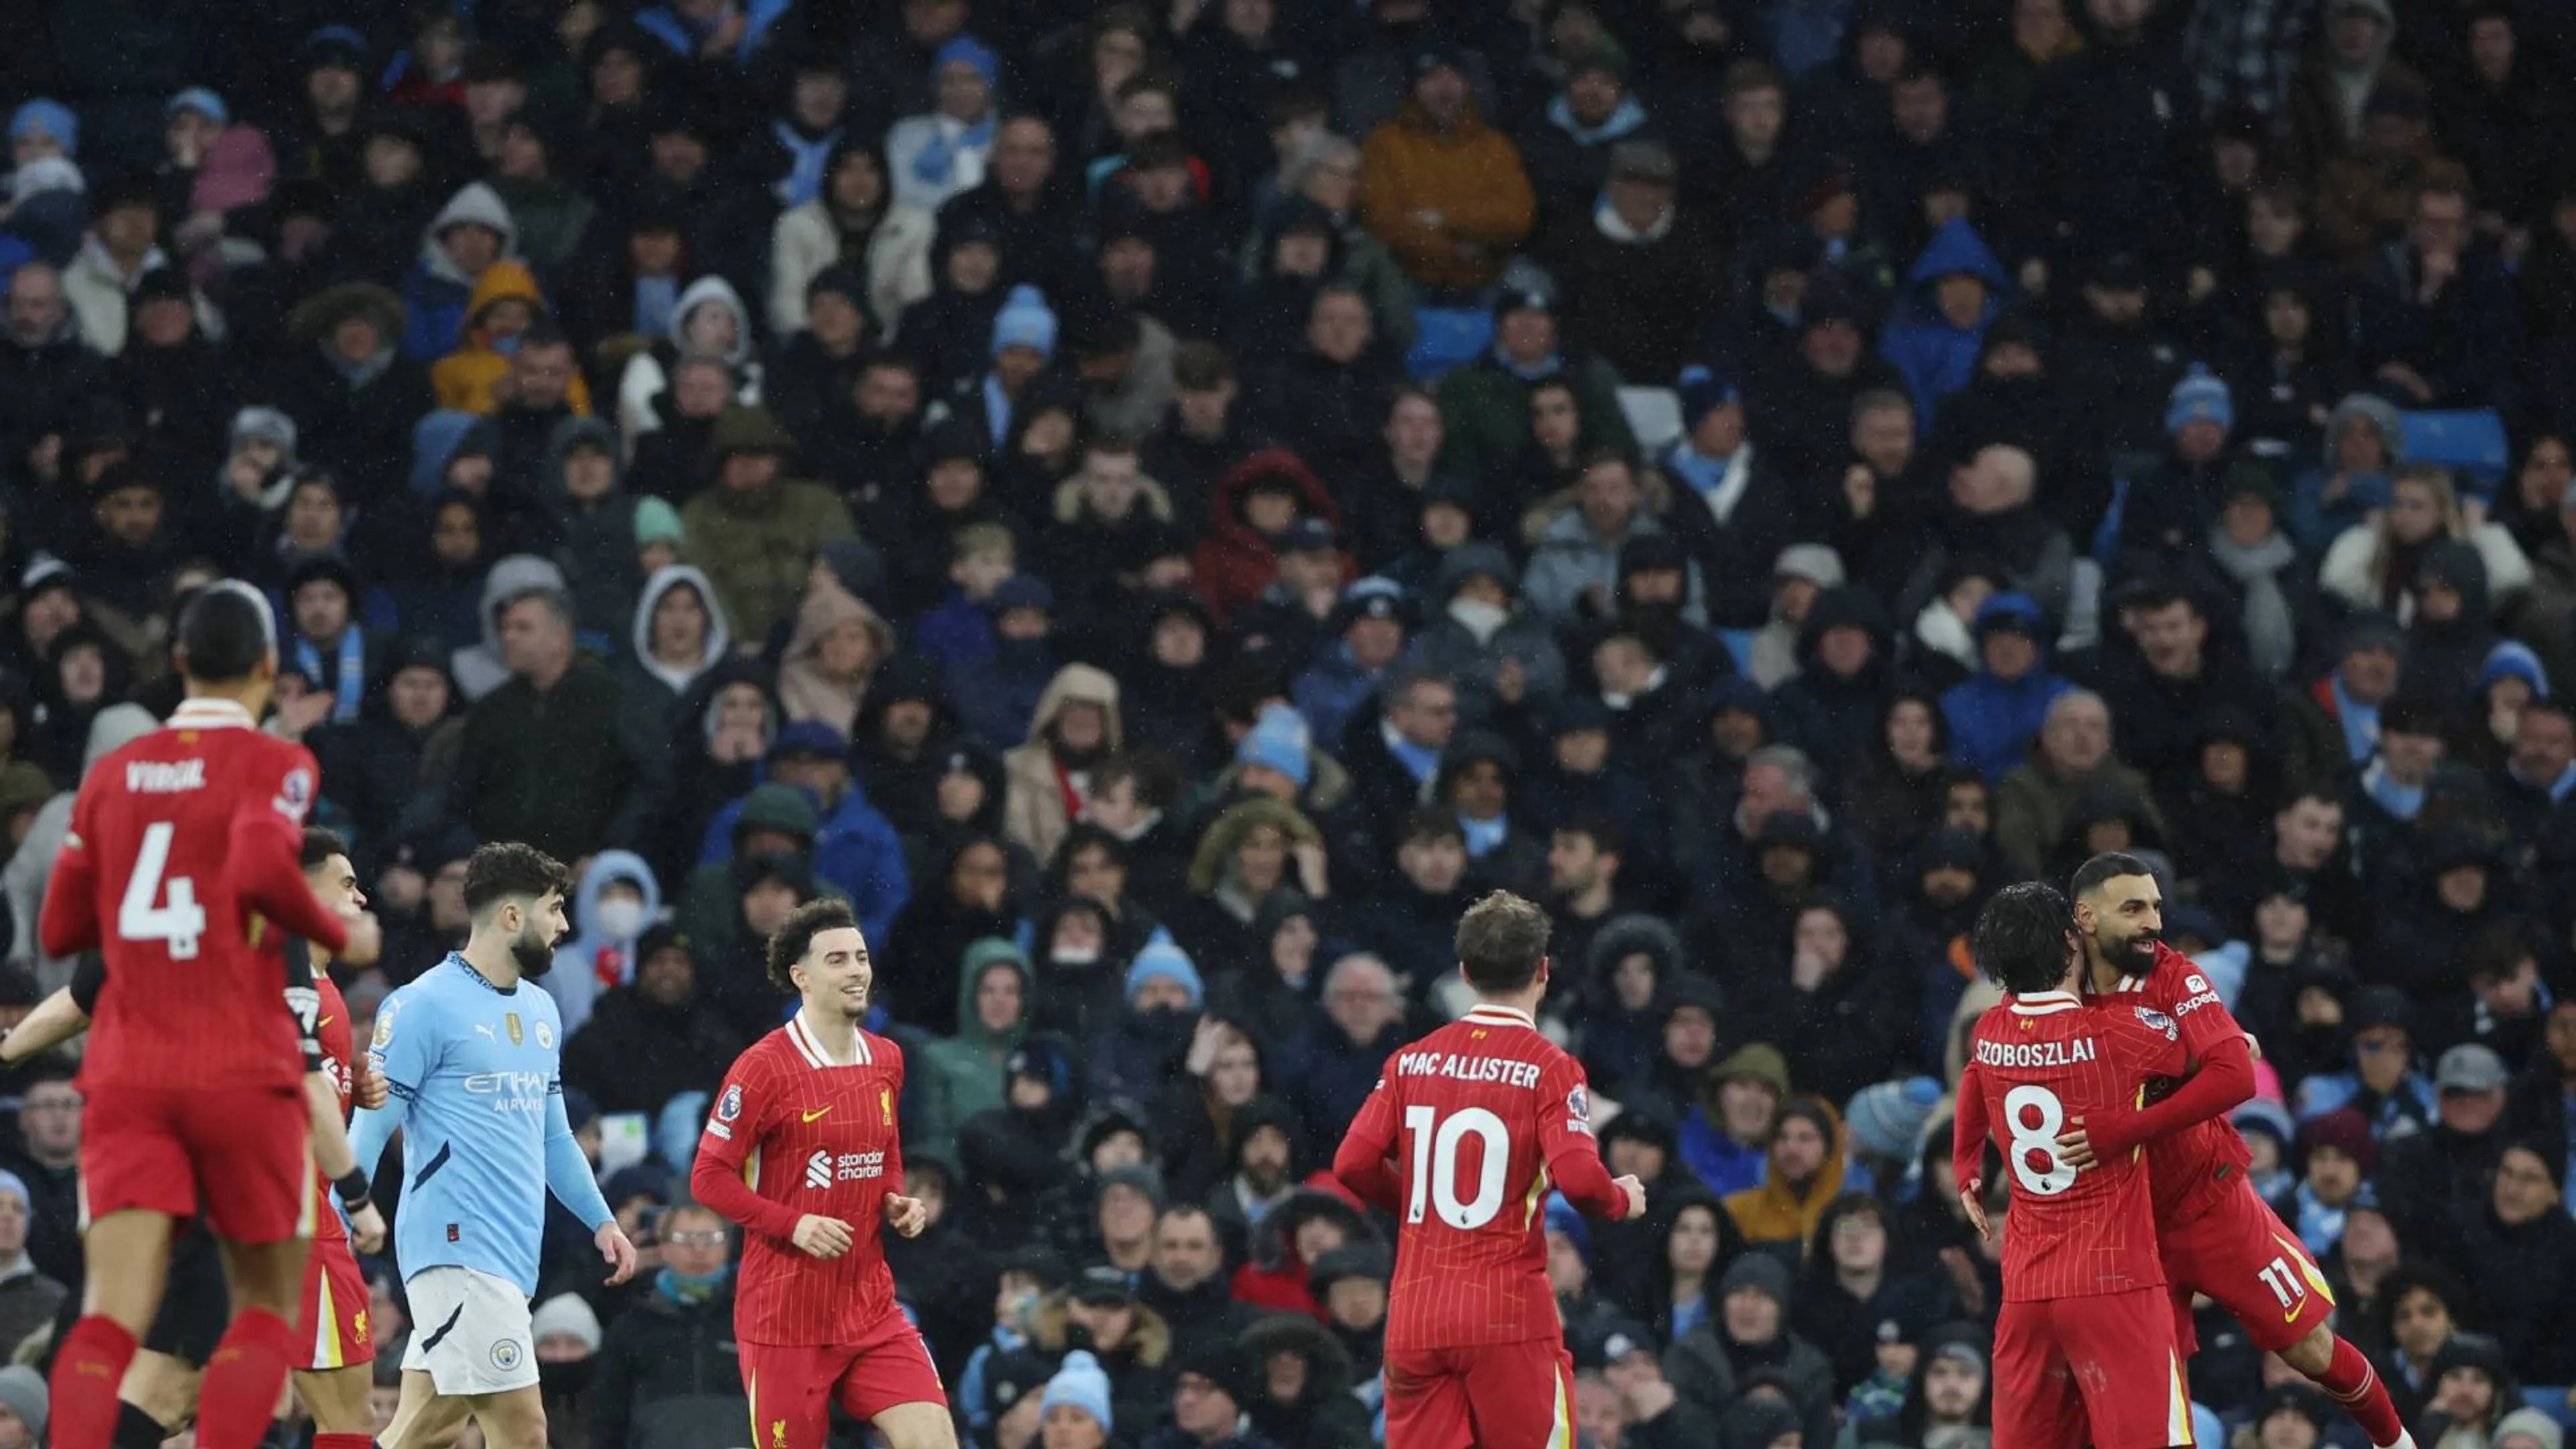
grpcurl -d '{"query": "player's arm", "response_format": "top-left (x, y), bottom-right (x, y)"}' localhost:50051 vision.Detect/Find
top-left (347, 992), bottom-right (430, 1174)
top-left (1949, 1056), bottom-right (1994, 1240)
top-left (0, 950), bottom-right (102, 1065)
top-left (688, 1061), bottom-right (851, 1258)
top-left (36, 788), bottom-right (101, 959)
top-left (227, 749), bottom-right (352, 956)
top-left (879, 1044), bottom-right (930, 1238)
top-left (1330, 1071), bottom-right (1403, 1214)
top-left (1538, 1059), bottom-right (1637, 1220)
top-left (2060, 1016), bottom-right (2255, 1168)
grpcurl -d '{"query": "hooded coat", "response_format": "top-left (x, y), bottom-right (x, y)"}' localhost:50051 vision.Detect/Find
top-left (619, 274), bottom-right (764, 442)
top-left (883, 833), bottom-right (1020, 1034)
top-left (1769, 588), bottom-right (1898, 785)
top-left (696, 772), bottom-right (911, 951)
top-left (773, 577), bottom-right (897, 739)
top-left (913, 939), bottom-right (1033, 1161)
top-left (1238, 1313), bottom-right (1375, 1449)
top-left (402, 182), bottom-right (521, 361)
top-left (429, 260), bottom-right (596, 417)
top-left (544, 849), bottom-right (665, 1034)
top-left (617, 566), bottom-right (731, 747)
top-left (1413, 543), bottom-right (1569, 733)
top-left (1354, 94), bottom-right (1536, 292)
top-left (1878, 220), bottom-right (2010, 426)
top-left (678, 408), bottom-right (858, 645)
top-left (1720, 1096), bottom-right (1852, 1252)
top-left (1191, 452), bottom-right (1356, 624)
top-left (535, 416), bottom-right (639, 641)
top-left (1002, 664), bottom-right (1125, 865)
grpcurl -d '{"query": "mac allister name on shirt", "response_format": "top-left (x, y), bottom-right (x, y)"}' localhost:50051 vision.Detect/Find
top-left (1395, 1051), bottom-right (1545, 1088)
top-left (1975, 1036), bottom-right (2098, 1069)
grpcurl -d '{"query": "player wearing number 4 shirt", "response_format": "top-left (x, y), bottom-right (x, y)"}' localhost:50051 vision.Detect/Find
top-left (1334, 892), bottom-right (1646, 1449)
top-left (1952, 881), bottom-right (2196, 1449)
top-left (2058, 856), bottom-right (2414, 1449)
top-left (37, 583), bottom-right (388, 1449)
top-left (691, 899), bottom-right (956, 1449)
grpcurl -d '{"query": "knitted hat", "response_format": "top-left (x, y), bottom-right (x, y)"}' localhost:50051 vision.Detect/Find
top-left (0, 1365), bottom-right (43, 1442)
top-left (1308, 1240), bottom-right (1393, 1296)
top-left (0, 1170), bottom-right (27, 1214)
top-left (635, 496), bottom-right (684, 547)
top-left (1124, 939), bottom-right (1204, 1010)
top-left (1972, 591), bottom-right (2043, 639)
top-left (1236, 704), bottom-right (1313, 788)
top-left (932, 35), bottom-right (1000, 89)
top-left (1173, 1342), bottom-right (1256, 1409)
top-left (229, 405), bottom-right (298, 456)
top-left (2479, 640), bottom-right (2550, 700)
top-left (531, 1293), bottom-right (603, 1354)
top-left (1719, 1252), bottom-right (1793, 1308)
top-left (1677, 364), bottom-right (1739, 432)
top-left (1843, 1076), bottom-right (1942, 1160)
top-left (1039, 1350), bottom-right (1114, 1432)
top-left (990, 284), bottom-right (1058, 360)
top-left (8, 100), bottom-right (76, 156)
top-left (1713, 1042), bottom-right (1790, 1095)
top-left (2296, 1107), bottom-right (2378, 1173)
top-left (166, 87), bottom-right (229, 126)
top-left (2165, 364), bottom-right (2233, 435)
top-left (2231, 1097), bottom-right (2296, 1149)
top-left (1542, 1191), bottom-right (1593, 1264)
top-left (1097, 1163), bottom-right (1167, 1213)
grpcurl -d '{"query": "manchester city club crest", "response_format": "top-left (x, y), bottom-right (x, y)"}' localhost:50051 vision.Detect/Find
top-left (535, 1020), bottom-right (553, 1050)
top-left (492, 1339), bottom-right (523, 1371)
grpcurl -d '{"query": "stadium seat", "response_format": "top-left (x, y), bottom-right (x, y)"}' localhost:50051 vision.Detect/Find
top-left (1619, 386), bottom-right (1685, 455)
top-left (2523, 1388), bottom-right (2576, 1427)
top-left (2402, 409), bottom-right (2510, 489)
top-left (1406, 306), bottom-right (1493, 380)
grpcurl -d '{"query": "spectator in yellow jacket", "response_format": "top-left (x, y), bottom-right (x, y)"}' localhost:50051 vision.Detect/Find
top-left (1356, 42), bottom-right (1535, 294)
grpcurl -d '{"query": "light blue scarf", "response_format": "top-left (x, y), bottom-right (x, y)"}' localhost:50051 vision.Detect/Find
top-left (911, 115), bottom-right (996, 189)
top-left (772, 119), bottom-right (845, 208)
top-left (295, 627), bottom-right (365, 724)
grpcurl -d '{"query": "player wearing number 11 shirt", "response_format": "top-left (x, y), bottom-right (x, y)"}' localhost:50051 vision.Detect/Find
top-left (1334, 892), bottom-right (1645, 1449)
top-left (1951, 883), bottom-right (2195, 1449)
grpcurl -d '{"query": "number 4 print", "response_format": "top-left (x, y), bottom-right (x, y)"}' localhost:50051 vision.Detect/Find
top-left (119, 821), bottom-right (205, 960)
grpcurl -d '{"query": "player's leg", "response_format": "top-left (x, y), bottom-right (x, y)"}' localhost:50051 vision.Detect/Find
top-left (203, 1236), bottom-right (313, 1449)
top-left (741, 1342), bottom-right (840, 1449)
top-left (294, 1236), bottom-right (382, 1448)
top-left (1988, 1302), bottom-right (2088, 1449)
top-left (1458, 1338), bottom-right (1579, 1449)
top-left (459, 1385), bottom-right (547, 1449)
top-left (2063, 1287), bottom-right (2196, 1449)
top-left (296, 1365), bottom-right (379, 1444)
top-left (838, 1313), bottom-right (959, 1449)
top-left (388, 1268), bottom-right (540, 1448)
top-left (1380, 1348), bottom-right (1474, 1449)
top-left (382, 1368), bottom-right (474, 1449)
top-left (191, 1085), bottom-right (315, 1449)
top-left (114, 1352), bottom-right (202, 1443)
top-left (54, 1210), bottom-right (176, 1449)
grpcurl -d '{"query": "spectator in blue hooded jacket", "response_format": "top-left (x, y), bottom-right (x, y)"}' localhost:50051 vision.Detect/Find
top-left (1878, 219), bottom-right (2010, 427)
top-left (545, 848), bottom-right (665, 1034)
top-left (1939, 592), bottom-right (2072, 780)
top-left (695, 722), bottom-right (911, 945)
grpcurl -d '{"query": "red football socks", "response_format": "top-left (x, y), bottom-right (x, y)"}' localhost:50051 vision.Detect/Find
top-left (195, 1307), bottom-right (298, 1449)
top-left (48, 1315), bottom-right (140, 1449)
top-left (2317, 1335), bottom-right (2407, 1447)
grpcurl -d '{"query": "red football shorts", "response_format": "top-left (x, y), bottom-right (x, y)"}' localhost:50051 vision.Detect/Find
top-left (294, 1235), bottom-right (375, 1371)
top-left (80, 1084), bottom-right (311, 1244)
top-left (739, 1310), bottom-right (948, 1448)
top-left (1992, 1288), bottom-right (2196, 1449)
top-left (1383, 1338), bottom-right (1577, 1449)
top-left (2161, 1176), bottom-right (2337, 1356)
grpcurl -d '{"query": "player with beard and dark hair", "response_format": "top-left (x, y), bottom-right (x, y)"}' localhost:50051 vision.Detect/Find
top-left (2059, 853), bottom-right (2414, 1449)
top-left (349, 843), bottom-right (639, 1449)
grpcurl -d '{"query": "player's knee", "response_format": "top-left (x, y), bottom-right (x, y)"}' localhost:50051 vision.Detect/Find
top-left (2281, 1326), bottom-right (2336, 1376)
top-left (877, 1409), bottom-right (961, 1449)
top-left (482, 1389), bottom-right (550, 1449)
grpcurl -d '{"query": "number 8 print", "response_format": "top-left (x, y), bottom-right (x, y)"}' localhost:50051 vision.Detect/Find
top-left (2004, 1084), bottom-right (2079, 1195)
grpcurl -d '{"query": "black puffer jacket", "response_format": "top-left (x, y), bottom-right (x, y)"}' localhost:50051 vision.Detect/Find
top-left (587, 1287), bottom-right (747, 1449)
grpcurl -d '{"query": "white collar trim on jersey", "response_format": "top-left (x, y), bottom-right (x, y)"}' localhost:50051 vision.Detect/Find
top-left (1463, 1004), bottom-right (1536, 1029)
top-left (2009, 991), bottom-right (2083, 1015)
top-left (170, 697), bottom-right (255, 729)
top-left (788, 1009), bottom-right (872, 1068)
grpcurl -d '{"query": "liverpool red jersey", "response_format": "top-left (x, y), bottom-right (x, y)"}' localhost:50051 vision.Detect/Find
top-left (691, 1011), bottom-right (907, 1346)
top-left (40, 698), bottom-right (348, 1092)
top-left (2089, 942), bottom-right (2257, 1221)
top-left (1334, 1003), bottom-right (1629, 1351)
top-left (1958, 989), bottom-right (2188, 1301)
top-left (309, 973), bottom-right (355, 1244)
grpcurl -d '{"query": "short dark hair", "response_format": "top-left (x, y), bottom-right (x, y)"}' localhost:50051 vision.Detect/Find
top-left (1456, 891), bottom-right (1550, 993)
top-left (176, 581), bottom-right (276, 684)
top-left (462, 842), bottom-right (572, 916)
top-left (301, 827), bottom-right (352, 871)
top-left (1092, 751), bottom-right (1183, 813)
top-left (766, 897), bottom-right (859, 991)
top-left (1552, 816), bottom-right (1623, 858)
top-left (2069, 851), bottom-right (2155, 903)
top-left (1972, 881), bottom-right (2074, 994)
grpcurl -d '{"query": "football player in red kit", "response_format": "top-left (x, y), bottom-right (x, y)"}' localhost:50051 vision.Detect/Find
top-left (1333, 892), bottom-right (1648, 1449)
top-left (2052, 854), bottom-right (2412, 1449)
top-left (38, 582), bottom-right (383, 1449)
top-left (690, 899), bottom-right (953, 1449)
top-left (1951, 881), bottom-right (2195, 1449)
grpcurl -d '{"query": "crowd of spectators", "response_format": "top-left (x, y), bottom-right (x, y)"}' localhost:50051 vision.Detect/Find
top-left (0, 0), bottom-right (2573, 1446)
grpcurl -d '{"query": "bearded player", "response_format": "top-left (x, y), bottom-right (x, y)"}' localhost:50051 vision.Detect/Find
top-left (1332, 891), bottom-right (1646, 1449)
top-left (689, 899), bottom-right (951, 1449)
top-left (1952, 881), bottom-right (2194, 1449)
top-left (2036, 853), bottom-right (2412, 1449)
top-left (38, 581), bottom-right (383, 1449)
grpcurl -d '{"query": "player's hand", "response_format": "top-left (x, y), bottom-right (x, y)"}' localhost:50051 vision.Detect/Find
top-left (1959, 1178), bottom-right (1992, 1242)
top-left (349, 1199), bottom-right (387, 1255)
top-left (356, 1063), bottom-right (390, 1112)
top-left (2242, 1030), bottom-right (2263, 1061)
top-left (793, 1214), bottom-right (854, 1260)
top-left (883, 1194), bottom-right (929, 1238)
top-left (2055, 1116), bottom-right (2101, 1172)
top-left (596, 1222), bottom-right (640, 1285)
top-left (1613, 1174), bottom-right (1647, 1220)
top-left (339, 911), bottom-right (382, 968)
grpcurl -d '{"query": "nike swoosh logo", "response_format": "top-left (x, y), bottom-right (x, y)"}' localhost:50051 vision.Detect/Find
top-left (802, 1107), bottom-right (831, 1122)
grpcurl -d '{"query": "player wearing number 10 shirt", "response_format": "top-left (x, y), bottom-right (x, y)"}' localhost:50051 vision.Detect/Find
top-left (1334, 894), bottom-right (1645, 1449)
top-left (1951, 883), bottom-right (2195, 1449)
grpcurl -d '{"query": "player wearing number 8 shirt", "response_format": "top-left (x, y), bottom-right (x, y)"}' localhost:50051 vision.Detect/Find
top-left (690, 900), bottom-right (955, 1449)
top-left (1951, 882), bottom-right (2195, 1449)
top-left (1333, 893), bottom-right (1646, 1449)
top-left (2066, 855), bottom-right (2414, 1449)
top-left (36, 582), bottom-right (385, 1449)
